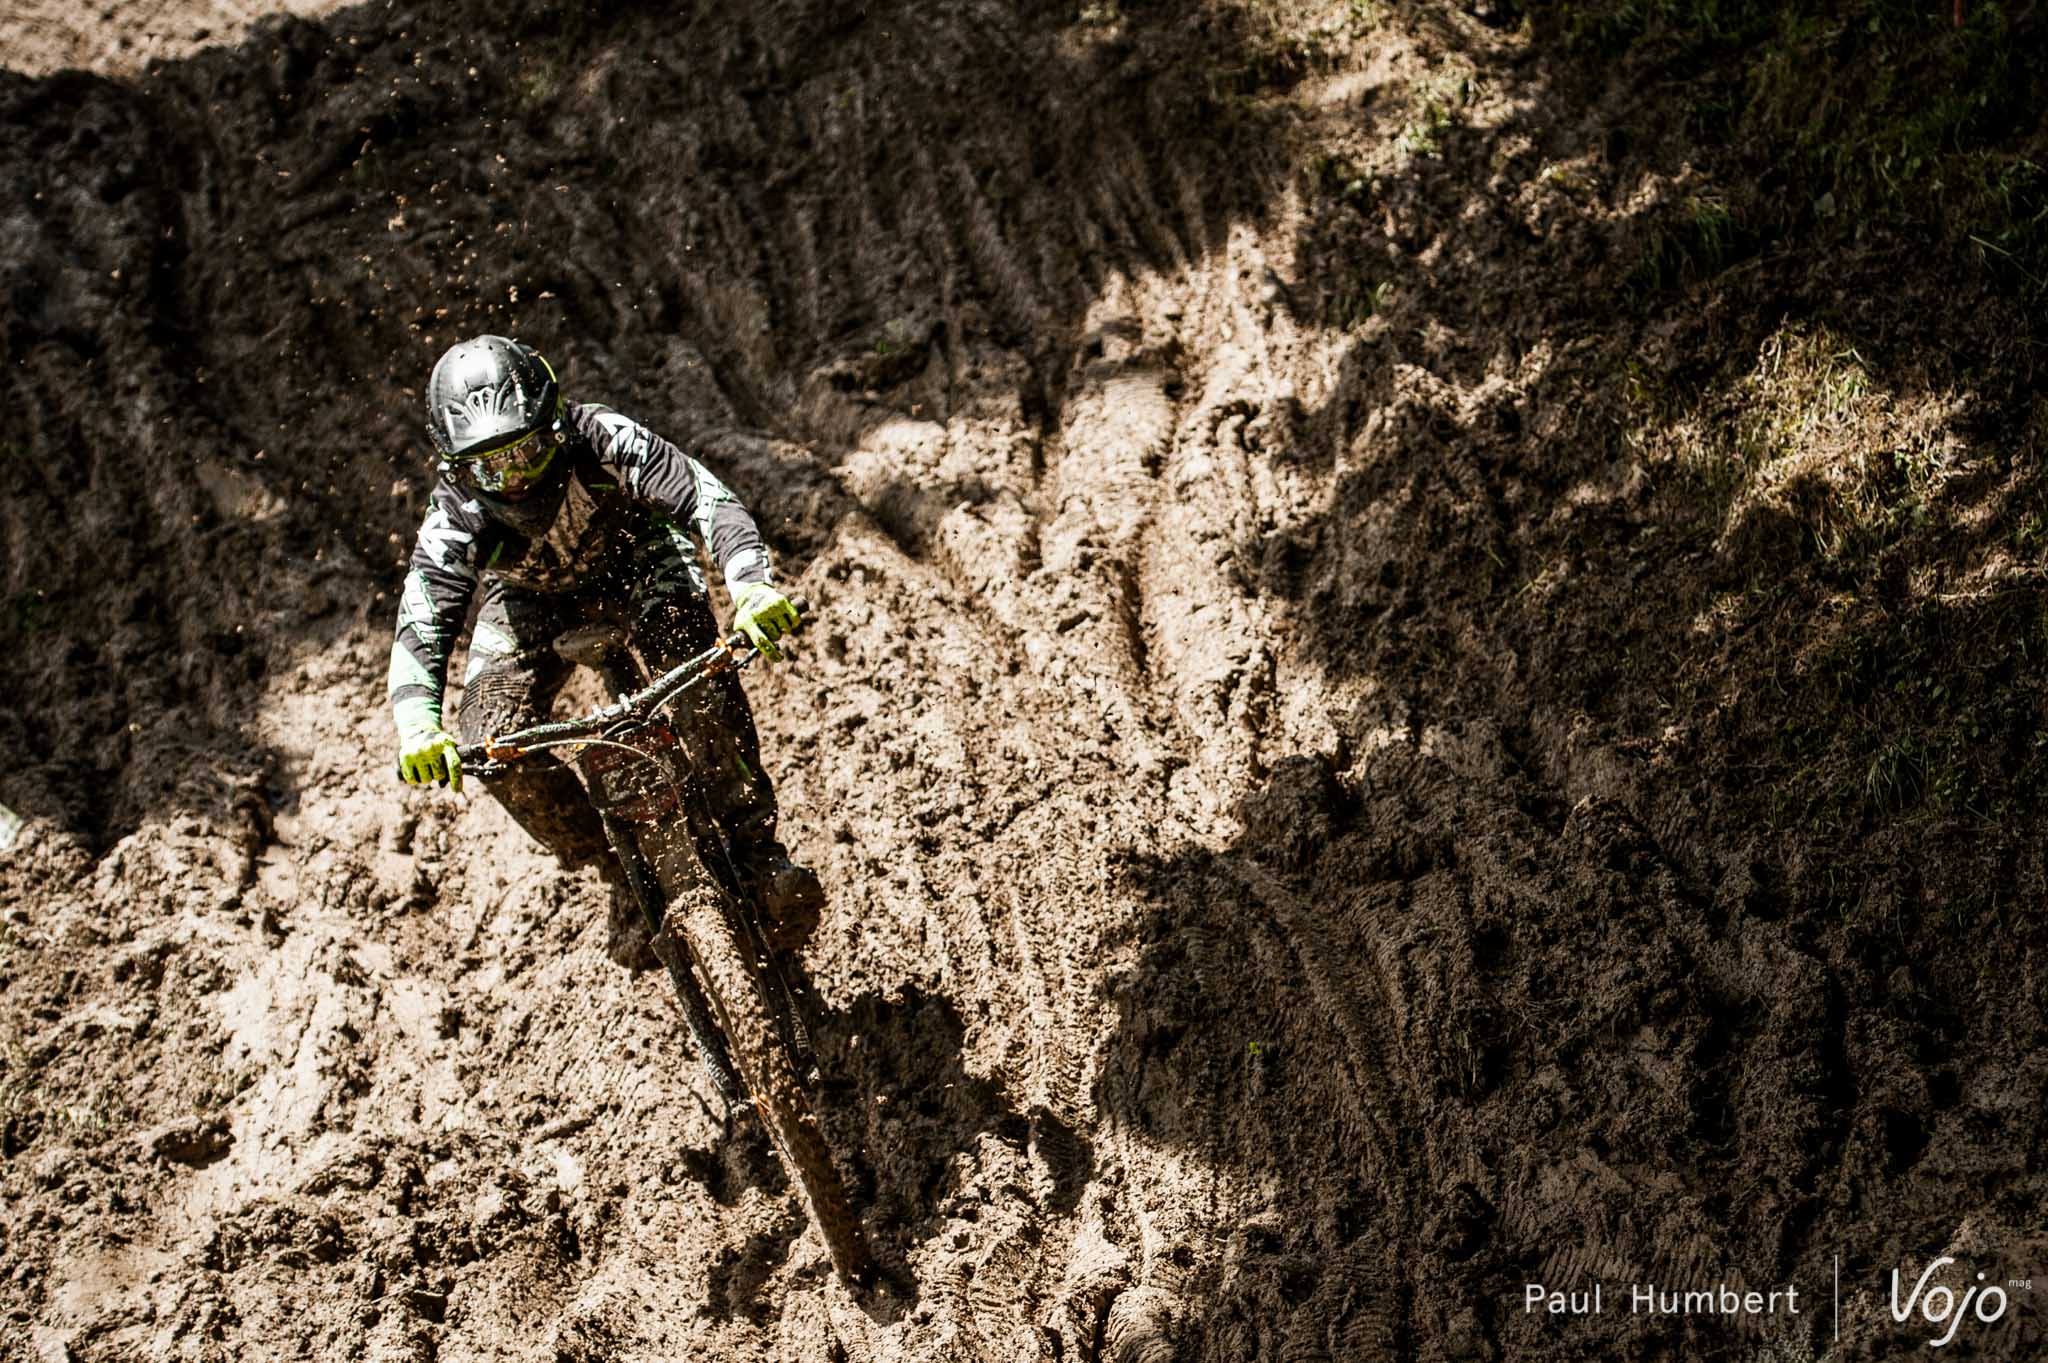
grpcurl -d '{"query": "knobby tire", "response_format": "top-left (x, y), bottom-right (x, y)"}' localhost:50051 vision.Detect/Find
top-left (653, 822), bottom-right (874, 1285)
top-left (605, 812), bottom-right (741, 1106)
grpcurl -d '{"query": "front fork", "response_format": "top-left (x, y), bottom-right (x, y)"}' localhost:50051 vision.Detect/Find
top-left (580, 645), bottom-right (753, 1106)
top-left (637, 796), bottom-right (823, 1090)
top-left (585, 646), bottom-right (820, 1101)
top-left (601, 810), bottom-right (742, 1107)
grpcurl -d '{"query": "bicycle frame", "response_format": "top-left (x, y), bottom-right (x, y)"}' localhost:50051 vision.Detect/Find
top-left (448, 596), bottom-right (875, 1283)
top-left (452, 617), bottom-right (777, 1110)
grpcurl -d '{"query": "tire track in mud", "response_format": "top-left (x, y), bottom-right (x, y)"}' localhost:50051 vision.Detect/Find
top-left (827, 246), bottom-right (1313, 1355)
top-left (784, 119), bottom-right (1337, 1356)
top-left (0, 2), bottom-right (1428, 1359)
top-left (773, 422), bottom-right (1305, 1362)
top-left (733, 509), bottom-right (1151, 1361)
top-left (1196, 855), bottom-right (1409, 1350)
top-left (895, 816), bottom-right (1119, 1361)
top-left (1222, 857), bottom-right (1411, 1174)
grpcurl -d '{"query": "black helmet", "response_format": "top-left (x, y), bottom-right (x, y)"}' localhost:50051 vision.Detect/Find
top-left (426, 335), bottom-right (562, 459)
top-left (425, 336), bottom-right (571, 530)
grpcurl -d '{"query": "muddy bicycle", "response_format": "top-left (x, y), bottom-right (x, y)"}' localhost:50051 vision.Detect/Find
top-left (453, 596), bottom-right (873, 1284)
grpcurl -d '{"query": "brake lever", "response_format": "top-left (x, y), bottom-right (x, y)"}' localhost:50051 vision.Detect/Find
top-left (393, 762), bottom-right (474, 788)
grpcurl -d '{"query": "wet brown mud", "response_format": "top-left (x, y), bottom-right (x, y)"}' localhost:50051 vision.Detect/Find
top-left (3, 1), bottom-right (2045, 1360)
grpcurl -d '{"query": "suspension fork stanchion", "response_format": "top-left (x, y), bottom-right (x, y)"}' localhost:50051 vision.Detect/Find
top-left (583, 645), bottom-right (748, 1110)
top-left (758, 940), bottom-right (821, 1081)
top-left (602, 813), bottom-right (742, 1109)
top-left (672, 742), bottom-right (823, 1084)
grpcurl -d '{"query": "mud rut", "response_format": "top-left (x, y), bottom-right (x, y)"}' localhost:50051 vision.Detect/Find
top-left (4, 2), bottom-right (2044, 1361)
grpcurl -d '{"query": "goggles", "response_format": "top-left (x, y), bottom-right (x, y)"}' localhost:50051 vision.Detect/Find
top-left (451, 429), bottom-right (557, 496)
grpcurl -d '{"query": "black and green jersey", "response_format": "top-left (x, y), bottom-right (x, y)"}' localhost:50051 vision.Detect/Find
top-left (388, 400), bottom-right (774, 725)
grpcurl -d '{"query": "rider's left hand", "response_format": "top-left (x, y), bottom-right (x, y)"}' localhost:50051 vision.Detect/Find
top-left (732, 582), bottom-right (799, 661)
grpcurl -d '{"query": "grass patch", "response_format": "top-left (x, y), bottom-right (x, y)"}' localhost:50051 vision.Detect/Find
top-left (1629, 193), bottom-right (1740, 292)
top-left (1329, 279), bottom-right (1395, 331)
top-left (1627, 321), bottom-right (1969, 571)
top-left (1606, 306), bottom-right (2040, 878)
top-left (1552, 0), bottom-right (2048, 289)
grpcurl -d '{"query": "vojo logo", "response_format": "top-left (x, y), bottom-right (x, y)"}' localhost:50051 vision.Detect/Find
top-left (1890, 1257), bottom-right (2012, 1348)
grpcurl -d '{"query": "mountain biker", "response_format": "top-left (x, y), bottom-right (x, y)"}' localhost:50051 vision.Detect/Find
top-left (388, 334), bottom-right (823, 968)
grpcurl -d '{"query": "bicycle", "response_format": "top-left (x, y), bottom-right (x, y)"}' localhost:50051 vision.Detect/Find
top-left (452, 595), bottom-right (874, 1285)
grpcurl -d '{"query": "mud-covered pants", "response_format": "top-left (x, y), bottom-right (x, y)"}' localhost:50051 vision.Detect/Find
top-left (452, 526), bottom-right (780, 870)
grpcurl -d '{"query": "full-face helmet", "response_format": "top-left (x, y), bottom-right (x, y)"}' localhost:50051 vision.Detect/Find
top-left (425, 335), bottom-right (566, 501)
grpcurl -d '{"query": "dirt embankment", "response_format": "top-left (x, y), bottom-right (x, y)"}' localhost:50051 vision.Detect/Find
top-left (3, 1), bottom-right (2046, 1360)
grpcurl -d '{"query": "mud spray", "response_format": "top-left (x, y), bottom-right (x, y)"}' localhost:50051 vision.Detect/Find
top-left (3, 1), bottom-right (2045, 1360)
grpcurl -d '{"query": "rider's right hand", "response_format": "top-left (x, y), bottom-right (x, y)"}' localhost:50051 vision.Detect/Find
top-left (395, 701), bottom-right (463, 792)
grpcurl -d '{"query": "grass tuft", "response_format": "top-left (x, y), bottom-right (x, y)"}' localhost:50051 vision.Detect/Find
top-left (1555, 0), bottom-right (2048, 290)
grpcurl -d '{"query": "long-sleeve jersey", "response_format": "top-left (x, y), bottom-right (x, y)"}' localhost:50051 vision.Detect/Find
top-left (388, 400), bottom-right (773, 725)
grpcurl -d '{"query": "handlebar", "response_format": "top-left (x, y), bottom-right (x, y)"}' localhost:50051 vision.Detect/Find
top-left (451, 592), bottom-right (811, 769)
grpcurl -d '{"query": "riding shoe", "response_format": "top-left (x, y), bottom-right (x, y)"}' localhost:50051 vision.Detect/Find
top-left (737, 841), bottom-right (825, 952)
top-left (600, 845), bottom-right (819, 966)
top-left (599, 858), bottom-right (661, 974)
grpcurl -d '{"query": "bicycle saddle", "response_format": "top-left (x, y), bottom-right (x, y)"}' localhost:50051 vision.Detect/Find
top-left (552, 623), bottom-right (630, 668)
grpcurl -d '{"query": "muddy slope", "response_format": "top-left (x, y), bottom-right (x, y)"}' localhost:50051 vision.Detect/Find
top-left (4, 1), bottom-right (2047, 1360)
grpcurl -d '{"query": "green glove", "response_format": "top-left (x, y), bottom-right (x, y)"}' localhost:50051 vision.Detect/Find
top-left (394, 698), bottom-right (462, 792)
top-left (732, 582), bottom-right (799, 662)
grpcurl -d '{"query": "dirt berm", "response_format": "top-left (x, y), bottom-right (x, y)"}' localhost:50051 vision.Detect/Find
top-left (3, 1), bottom-right (2046, 1359)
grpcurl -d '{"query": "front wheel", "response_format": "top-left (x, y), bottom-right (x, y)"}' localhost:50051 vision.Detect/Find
top-left (645, 822), bottom-right (873, 1284)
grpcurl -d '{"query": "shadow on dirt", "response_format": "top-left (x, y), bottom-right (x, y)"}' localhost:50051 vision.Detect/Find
top-left (1101, 742), bottom-right (2044, 1360)
top-left (659, 979), bottom-right (1088, 1317)
top-left (1235, 3), bottom-right (2048, 900)
top-left (813, 984), bottom-right (1091, 1255)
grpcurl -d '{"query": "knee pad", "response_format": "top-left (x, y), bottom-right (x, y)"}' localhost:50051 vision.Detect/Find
top-left (457, 664), bottom-right (537, 745)
top-left (474, 757), bottom-right (611, 866)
